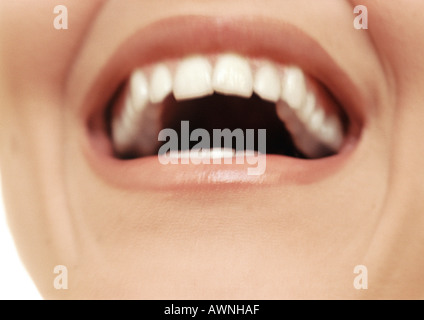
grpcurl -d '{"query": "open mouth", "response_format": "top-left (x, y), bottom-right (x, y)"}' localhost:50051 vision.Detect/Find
top-left (82, 16), bottom-right (364, 188)
top-left (108, 54), bottom-right (347, 160)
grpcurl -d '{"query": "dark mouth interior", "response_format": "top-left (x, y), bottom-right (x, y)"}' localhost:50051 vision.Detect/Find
top-left (104, 86), bottom-right (348, 160)
top-left (160, 94), bottom-right (306, 158)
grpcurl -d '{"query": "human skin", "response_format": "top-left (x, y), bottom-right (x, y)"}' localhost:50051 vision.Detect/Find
top-left (0, 0), bottom-right (424, 300)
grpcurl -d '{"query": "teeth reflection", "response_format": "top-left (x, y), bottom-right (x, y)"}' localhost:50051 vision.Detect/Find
top-left (166, 148), bottom-right (236, 160)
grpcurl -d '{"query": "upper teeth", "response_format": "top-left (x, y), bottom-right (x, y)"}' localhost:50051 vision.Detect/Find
top-left (112, 52), bottom-right (344, 158)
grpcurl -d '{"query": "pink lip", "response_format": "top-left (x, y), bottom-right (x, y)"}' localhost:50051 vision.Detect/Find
top-left (79, 15), bottom-right (365, 191)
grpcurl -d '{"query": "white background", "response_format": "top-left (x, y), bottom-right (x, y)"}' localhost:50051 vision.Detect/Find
top-left (0, 179), bottom-right (42, 300)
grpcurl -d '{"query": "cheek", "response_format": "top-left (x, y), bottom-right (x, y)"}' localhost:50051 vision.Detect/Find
top-left (0, 0), bottom-right (109, 221)
top-left (0, 0), bottom-right (107, 296)
top-left (350, 0), bottom-right (424, 76)
top-left (0, 0), bottom-right (105, 98)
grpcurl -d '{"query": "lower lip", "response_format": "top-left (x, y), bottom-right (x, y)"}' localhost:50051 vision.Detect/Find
top-left (83, 131), bottom-right (355, 191)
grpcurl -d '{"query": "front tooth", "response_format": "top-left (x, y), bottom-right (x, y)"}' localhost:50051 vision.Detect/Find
top-left (130, 69), bottom-right (150, 112)
top-left (281, 66), bottom-right (307, 110)
top-left (253, 63), bottom-right (281, 103)
top-left (150, 64), bottom-right (173, 104)
top-left (173, 56), bottom-right (213, 100)
top-left (212, 53), bottom-right (253, 98)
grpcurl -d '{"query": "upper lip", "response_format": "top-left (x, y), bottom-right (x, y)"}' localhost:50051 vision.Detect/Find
top-left (79, 15), bottom-right (366, 125)
top-left (72, 15), bottom-right (367, 190)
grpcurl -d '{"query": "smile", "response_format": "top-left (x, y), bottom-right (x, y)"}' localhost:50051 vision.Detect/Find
top-left (80, 15), bottom-right (365, 190)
